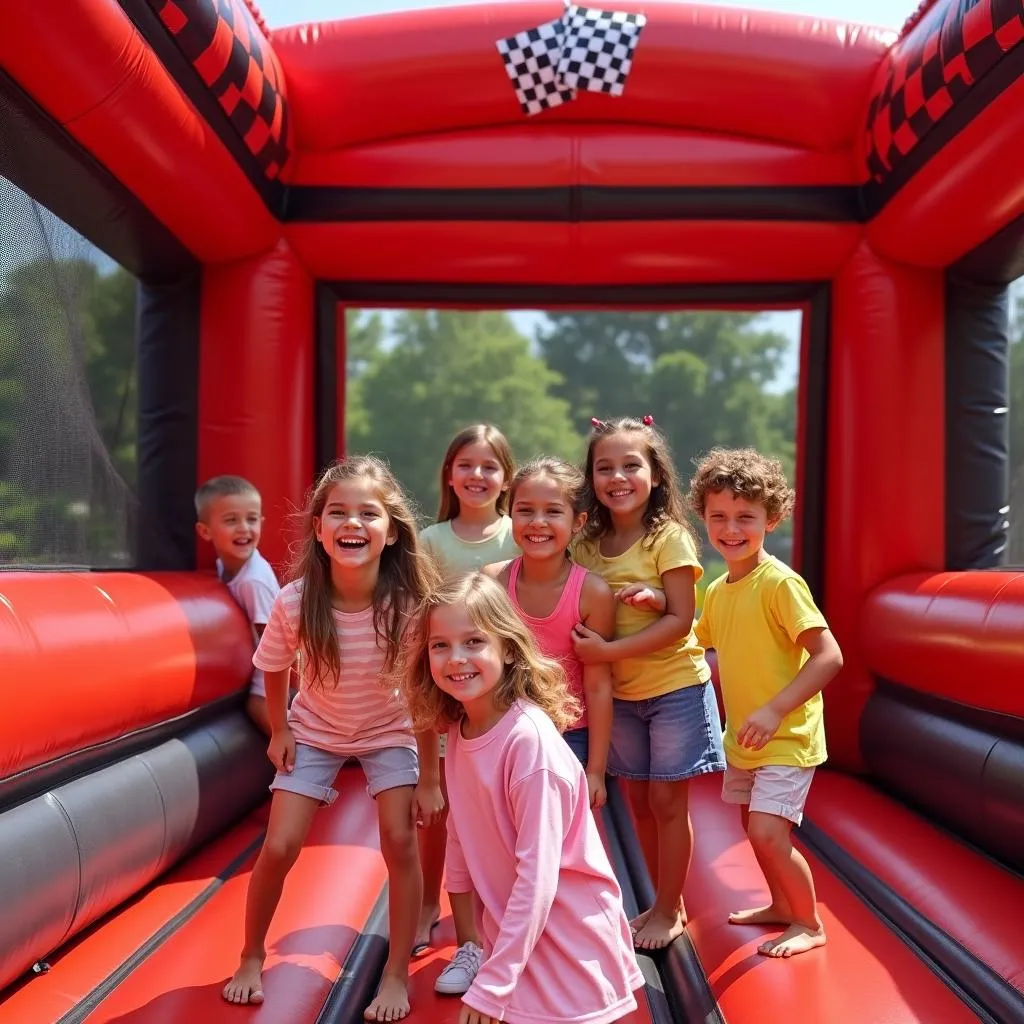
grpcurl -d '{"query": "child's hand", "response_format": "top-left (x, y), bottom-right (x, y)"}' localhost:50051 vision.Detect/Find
top-left (618, 583), bottom-right (666, 612)
top-left (571, 623), bottom-right (612, 664)
top-left (412, 781), bottom-right (445, 828)
top-left (586, 771), bottom-right (607, 810)
top-left (737, 704), bottom-right (783, 750)
top-left (459, 1007), bottom-right (498, 1024)
top-left (267, 727), bottom-right (296, 772)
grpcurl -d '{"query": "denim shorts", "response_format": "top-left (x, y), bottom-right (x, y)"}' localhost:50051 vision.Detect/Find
top-left (270, 742), bottom-right (419, 804)
top-left (609, 682), bottom-right (725, 783)
top-left (563, 726), bottom-right (589, 766)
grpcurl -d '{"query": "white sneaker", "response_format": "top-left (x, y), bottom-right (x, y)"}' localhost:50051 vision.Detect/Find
top-left (434, 941), bottom-right (483, 995)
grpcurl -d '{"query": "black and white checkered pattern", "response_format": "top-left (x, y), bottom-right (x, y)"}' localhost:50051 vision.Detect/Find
top-left (557, 4), bottom-right (647, 96)
top-left (496, 17), bottom-right (577, 117)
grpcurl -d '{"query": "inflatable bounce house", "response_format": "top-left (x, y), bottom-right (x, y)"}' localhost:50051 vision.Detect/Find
top-left (1, 0), bottom-right (1023, 1021)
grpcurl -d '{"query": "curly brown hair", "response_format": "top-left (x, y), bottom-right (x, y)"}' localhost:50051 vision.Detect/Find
top-left (579, 416), bottom-right (696, 548)
top-left (688, 447), bottom-right (796, 523)
top-left (401, 572), bottom-right (581, 733)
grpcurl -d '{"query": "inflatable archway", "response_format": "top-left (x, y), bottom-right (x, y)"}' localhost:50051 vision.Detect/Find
top-left (1, 1), bottom-right (1023, 1022)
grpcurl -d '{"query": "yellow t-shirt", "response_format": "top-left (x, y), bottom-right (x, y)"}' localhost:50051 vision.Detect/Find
top-left (420, 517), bottom-right (520, 579)
top-left (574, 522), bottom-right (710, 701)
top-left (694, 556), bottom-right (828, 770)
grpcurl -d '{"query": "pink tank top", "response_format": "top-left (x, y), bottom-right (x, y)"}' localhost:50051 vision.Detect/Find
top-left (506, 558), bottom-right (589, 729)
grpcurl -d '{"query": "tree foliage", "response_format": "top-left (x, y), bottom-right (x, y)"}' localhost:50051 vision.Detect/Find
top-left (0, 258), bottom-right (136, 564)
top-left (347, 310), bottom-right (579, 518)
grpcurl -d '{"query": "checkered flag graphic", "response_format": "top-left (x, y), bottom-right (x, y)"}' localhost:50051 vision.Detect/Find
top-left (496, 17), bottom-right (577, 117)
top-left (557, 4), bottom-right (647, 96)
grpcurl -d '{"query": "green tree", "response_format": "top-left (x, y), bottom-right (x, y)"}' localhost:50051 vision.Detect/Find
top-left (347, 310), bottom-right (579, 518)
top-left (537, 311), bottom-right (797, 564)
top-left (0, 257), bottom-right (137, 565)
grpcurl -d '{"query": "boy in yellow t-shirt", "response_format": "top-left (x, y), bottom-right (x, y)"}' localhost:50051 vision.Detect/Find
top-left (688, 448), bottom-right (843, 959)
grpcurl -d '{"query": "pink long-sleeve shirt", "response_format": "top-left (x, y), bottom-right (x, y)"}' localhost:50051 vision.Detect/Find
top-left (445, 699), bottom-right (644, 1024)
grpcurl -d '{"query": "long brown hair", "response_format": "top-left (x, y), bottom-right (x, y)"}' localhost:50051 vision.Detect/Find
top-left (402, 572), bottom-right (581, 732)
top-left (435, 424), bottom-right (515, 522)
top-left (579, 416), bottom-right (696, 548)
top-left (292, 456), bottom-right (437, 690)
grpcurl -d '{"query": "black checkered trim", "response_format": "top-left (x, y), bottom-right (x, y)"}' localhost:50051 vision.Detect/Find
top-left (496, 16), bottom-right (576, 116)
top-left (148, 0), bottom-right (291, 179)
top-left (556, 4), bottom-right (646, 96)
top-left (865, 0), bottom-right (1024, 184)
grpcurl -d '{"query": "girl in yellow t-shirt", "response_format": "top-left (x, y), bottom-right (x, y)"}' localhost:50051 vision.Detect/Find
top-left (573, 415), bottom-right (725, 952)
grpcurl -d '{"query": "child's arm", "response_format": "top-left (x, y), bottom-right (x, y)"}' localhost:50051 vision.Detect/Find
top-left (617, 582), bottom-right (666, 612)
top-left (252, 592), bottom-right (300, 769)
top-left (573, 565), bottom-right (696, 663)
top-left (737, 627), bottom-right (844, 750)
top-left (462, 769), bottom-right (573, 1021)
top-left (412, 729), bottom-right (444, 827)
top-left (579, 575), bottom-right (616, 809)
top-left (480, 559), bottom-right (512, 583)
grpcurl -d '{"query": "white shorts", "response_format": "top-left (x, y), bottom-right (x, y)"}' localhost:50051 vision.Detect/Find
top-left (722, 764), bottom-right (816, 825)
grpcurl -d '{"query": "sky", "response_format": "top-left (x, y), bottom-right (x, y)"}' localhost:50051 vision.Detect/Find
top-left (256, 0), bottom-right (915, 30)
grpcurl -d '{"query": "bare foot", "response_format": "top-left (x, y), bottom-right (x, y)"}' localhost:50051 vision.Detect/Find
top-left (759, 923), bottom-right (826, 958)
top-left (729, 903), bottom-right (792, 927)
top-left (628, 907), bottom-right (651, 935)
top-left (412, 903), bottom-right (440, 956)
top-left (634, 908), bottom-right (686, 951)
top-left (222, 954), bottom-right (265, 1005)
top-left (363, 972), bottom-right (410, 1021)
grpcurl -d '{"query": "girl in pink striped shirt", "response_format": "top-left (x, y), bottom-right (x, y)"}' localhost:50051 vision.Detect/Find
top-left (404, 573), bottom-right (644, 1024)
top-left (222, 456), bottom-right (442, 1023)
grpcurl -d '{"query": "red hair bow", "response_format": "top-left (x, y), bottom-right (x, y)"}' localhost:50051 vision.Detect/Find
top-left (642, 414), bottom-right (654, 426)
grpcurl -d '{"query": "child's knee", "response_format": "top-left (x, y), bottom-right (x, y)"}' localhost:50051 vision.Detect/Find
top-left (746, 812), bottom-right (791, 858)
top-left (261, 831), bottom-right (304, 870)
top-left (648, 781), bottom-right (687, 822)
top-left (380, 818), bottom-right (418, 863)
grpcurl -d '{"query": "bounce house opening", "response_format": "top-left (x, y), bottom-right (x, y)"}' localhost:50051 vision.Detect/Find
top-left (345, 305), bottom-right (803, 596)
top-left (0, 173), bottom-right (140, 569)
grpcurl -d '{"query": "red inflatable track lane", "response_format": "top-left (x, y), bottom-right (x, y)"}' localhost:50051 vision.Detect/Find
top-left (0, 814), bottom-right (266, 1022)
top-left (80, 769), bottom-right (385, 1024)
top-left (684, 775), bottom-right (977, 1023)
top-left (806, 772), bottom-right (1024, 995)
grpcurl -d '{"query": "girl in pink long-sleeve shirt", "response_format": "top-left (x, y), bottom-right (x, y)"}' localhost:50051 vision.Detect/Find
top-left (404, 572), bottom-right (644, 1024)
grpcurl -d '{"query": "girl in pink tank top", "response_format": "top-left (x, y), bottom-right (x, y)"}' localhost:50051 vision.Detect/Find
top-left (485, 457), bottom-right (616, 809)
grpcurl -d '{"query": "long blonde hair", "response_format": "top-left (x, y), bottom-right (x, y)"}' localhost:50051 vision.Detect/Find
top-left (291, 455), bottom-right (437, 690)
top-left (435, 424), bottom-right (515, 522)
top-left (402, 573), bottom-right (581, 732)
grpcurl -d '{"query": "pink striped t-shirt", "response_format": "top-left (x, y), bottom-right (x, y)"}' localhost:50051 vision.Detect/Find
top-left (506, 558), bottom-right (589, 729)
top-left (252, 581), bottom-right (415, 755)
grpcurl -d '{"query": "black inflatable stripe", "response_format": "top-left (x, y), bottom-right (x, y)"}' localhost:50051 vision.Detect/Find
top-left (316, 885), bottom-right (390, 1024)
top-left (797, 820), bottom-right (1023, 1024)
top-left (599, 795), bottom-right (676, 1023)
top-left (861, 683), bottom-right (1024, 873)
top-left (54, 831), bottom-right (266, 1024)
top-left (0, 694), bottom-right (242, 815)
top-left (604, 779), bottom-right (726, 1024)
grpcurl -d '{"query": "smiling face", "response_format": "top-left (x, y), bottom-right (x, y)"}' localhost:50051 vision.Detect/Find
top-left (591, 431), bottom-right (659, 520)
top-left (314, 479), bottom-right (395, 576)
top-left (703, 488), bottom-right (776, 577)
top-left (196, 492), bottom-right (263, 573)
top-left (509, 473), bottom-right (584, 561)
top-left (427, 602), bottom-right (509, 714)
top-left (448, 440), bottom-right (509, 515)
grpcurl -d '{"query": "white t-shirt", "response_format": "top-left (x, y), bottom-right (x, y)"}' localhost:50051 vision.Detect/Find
top-left (218, 549), bottom-right (280, 697)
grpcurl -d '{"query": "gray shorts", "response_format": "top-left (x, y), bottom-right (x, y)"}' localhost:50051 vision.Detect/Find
top-left (271, 742), bottom-right (419, 804)
top-left (722, 764), bottom-right (816, 825)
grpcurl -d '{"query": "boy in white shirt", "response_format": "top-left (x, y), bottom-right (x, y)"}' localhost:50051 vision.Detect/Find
top-left (195, 475), bottom-right (281, 735)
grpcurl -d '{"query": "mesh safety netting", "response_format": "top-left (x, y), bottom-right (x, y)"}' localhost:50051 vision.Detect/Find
top-left (0, 174), bottom-right (138, 568)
